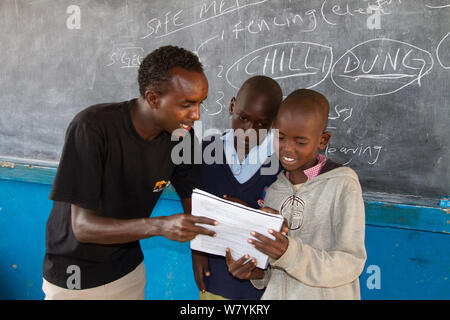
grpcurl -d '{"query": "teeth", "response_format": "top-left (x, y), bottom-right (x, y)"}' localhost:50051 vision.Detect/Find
top-left (181, 124), bottom-right (190, 129)
top-left (283, 156), bottom-right (295, 162)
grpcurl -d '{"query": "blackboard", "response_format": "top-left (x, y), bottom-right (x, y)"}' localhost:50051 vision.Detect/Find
top-left (0, 0), bottom-right (449, 198)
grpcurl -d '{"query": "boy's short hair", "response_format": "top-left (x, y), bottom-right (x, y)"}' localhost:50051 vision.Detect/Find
top-left (283, 89), bottom-right (330, 132)
top-left (236, 75), bottom-right (283, 101)
top-left (138, 45), bottom-right (204, 97)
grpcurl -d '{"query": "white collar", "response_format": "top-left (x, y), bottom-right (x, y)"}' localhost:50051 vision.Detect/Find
top-left (221, 129), bottom-right (275, 183)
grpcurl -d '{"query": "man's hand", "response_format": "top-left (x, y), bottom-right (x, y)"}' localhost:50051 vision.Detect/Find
top-left (159, 213), bottom-right (217, 243)
top-left (70, 203), bottom-right (217, 245)
top-left (192, 250), bottom-right (210, 293)
top-left (225, 248), bottom-right (264, 280)
top-left (248, 229), bottom-right (289, 261)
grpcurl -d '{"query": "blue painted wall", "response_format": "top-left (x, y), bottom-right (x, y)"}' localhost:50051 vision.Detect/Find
top-left (0, 179), bottom-right (50, 300)
top-left (0, 177), bottom-right (448, 300)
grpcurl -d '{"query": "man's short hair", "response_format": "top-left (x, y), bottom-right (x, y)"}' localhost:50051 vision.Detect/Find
top-left (138, 45), bottom-right (204, 97)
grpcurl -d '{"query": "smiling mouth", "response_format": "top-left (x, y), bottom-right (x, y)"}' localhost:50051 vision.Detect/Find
top-left (180, 123), bottom-right (192, 131)
top-left (281, 156), bottom-right (297, 164)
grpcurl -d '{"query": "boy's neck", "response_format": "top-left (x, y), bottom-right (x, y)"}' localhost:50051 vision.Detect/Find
top-left (233, 135), bottom-right (264, 162)
top-left (288, 171), bottom-right (308, 185)
top-left (233, 140), bottom-right (249, 160)
top-left (287, 157), bottom-right (319, 185)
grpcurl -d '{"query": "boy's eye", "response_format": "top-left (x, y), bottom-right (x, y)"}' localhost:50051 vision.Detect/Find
top-left (258, 122), bottom-right (268, 127)
top-left (296, 141), bottom-right (307, 145)
top-left (239, 116), bottom-right (247, 121)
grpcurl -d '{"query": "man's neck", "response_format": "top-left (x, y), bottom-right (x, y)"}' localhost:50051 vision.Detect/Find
top-left (130, 97), bottom-right (163, 141)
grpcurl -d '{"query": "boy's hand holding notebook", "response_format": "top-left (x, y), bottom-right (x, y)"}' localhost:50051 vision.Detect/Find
top-left (190, 188), bottom-right (284, 269)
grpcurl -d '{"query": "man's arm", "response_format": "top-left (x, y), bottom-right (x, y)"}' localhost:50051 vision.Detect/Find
top-left (180, 198), bottom-right (192, 215)
top-left (183, 197), bottom-right (212, 293)
top-left (71, 203), bottom-right (217, 245)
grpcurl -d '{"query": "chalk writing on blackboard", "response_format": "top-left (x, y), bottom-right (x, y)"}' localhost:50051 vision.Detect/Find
top-left (325, 143), bottom-right (383, 166)
top-left (425, 3), bottom-right (450, 9)
top-left (327, 104), bottom-right (353, 129)
top-left (437, 32), bottom-right (450, 70)
top-left (320, 0), bottom-right (396, 27)
top-left (192, 1), bottom-right (400, 41)
top-left (141, 0), bottom-right (268, 39)
top-left (194, 31), bottom-right (225, 57)
top-left (225, 41), bottom-right (333, 90)
top-left (231, 10), bottom-right (318, 38)
top-left (205, 91), bottom-right (226, 116)
top-left (331, 38), bottom-right (434, 97)
top-left (106, 46), bottom-right (144, 68)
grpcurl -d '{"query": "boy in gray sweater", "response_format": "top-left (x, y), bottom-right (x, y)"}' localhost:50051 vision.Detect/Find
top-left (225, 89), bottom-right (367, 299)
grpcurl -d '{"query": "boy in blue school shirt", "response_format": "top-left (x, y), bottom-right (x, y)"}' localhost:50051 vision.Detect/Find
top-left (192, 75), bottom-right (283, 300)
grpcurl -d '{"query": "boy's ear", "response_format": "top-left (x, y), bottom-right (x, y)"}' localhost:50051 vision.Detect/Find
top-left (145, 89), bottom-right (160, 109)
top-left (229, 97), bottom-right (236, 115)
top-left (319, 131), bottom-right (331, 150)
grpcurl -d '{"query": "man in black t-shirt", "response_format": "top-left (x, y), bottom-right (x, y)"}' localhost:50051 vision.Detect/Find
top-left (42, 46), bottom-right (217, 299)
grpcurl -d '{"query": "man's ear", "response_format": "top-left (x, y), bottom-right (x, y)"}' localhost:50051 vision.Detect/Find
top-left (145, 89), bottom-right (160, 109)
top-left (319, 131), bottom-right (331, 150)
top-left (229, 97), bottom-right (236, 115)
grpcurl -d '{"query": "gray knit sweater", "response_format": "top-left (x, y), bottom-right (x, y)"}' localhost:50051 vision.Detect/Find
top-left (251, 166), bottom-right (367, 300)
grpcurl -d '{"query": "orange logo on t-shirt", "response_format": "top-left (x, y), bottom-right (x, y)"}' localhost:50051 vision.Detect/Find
top-left (153, 180), bottom-right (170, 192)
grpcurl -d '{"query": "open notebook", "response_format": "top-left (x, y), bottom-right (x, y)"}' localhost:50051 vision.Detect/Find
top-left (190, 188), bottom-right (284, 269)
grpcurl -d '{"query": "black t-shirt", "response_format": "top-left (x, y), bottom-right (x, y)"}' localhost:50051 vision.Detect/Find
top-left (43, 99), bottom-right (200, 289)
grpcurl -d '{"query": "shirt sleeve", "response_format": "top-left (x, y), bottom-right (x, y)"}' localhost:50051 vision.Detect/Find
top-left (49, 119), bottom-right (105, 211)
top-left (251, 266), bottom-right (272, 290)
top-left (170, 130), bottom-right (201, 199)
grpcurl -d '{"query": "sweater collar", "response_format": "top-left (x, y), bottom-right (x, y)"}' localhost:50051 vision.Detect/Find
top-left (285, 154), bottom-right (327, 181)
